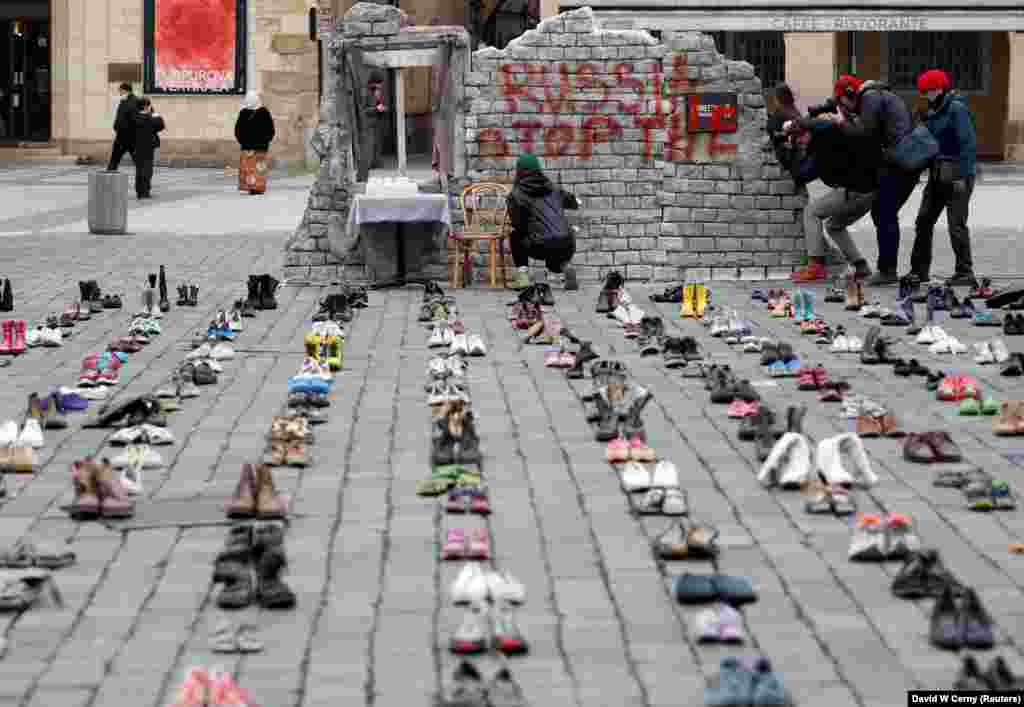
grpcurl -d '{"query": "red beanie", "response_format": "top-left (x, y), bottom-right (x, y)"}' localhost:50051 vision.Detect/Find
top-left (917, 69), bottom-right (951, 92)
top-left (833, 75), bottom-right (863, 99)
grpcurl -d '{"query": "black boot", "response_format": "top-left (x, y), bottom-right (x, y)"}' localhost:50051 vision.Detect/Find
top-left (176, 284), bottom-right (189, 307)
top-left (0, 279), bottom-right (11, 312)
top-left (148, 273), bottom-right (157, 290)
top-left (76, 281), bottom-right (92, 320)
top-left (566, 341), bottom-right (598, 380)
top-left (260, 275), bottom-right (279, 310)
top-left (188, 285), bottom-right (199, 307)
top-left (456, 411), bottom-right (482, 464)
top-left (594, 392), bottom-right (620, 442)
top-left (87, 281), bottom-right (103, 314)
top-left (245, 276), bottom-right (261, 314)
top-left (158, 266), bottom-right (170, 312)
top-left (431, 418), bottom-right (456, 466)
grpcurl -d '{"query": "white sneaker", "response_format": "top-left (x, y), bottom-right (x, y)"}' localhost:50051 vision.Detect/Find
top-left (621, 461), bottom-right (651, 491)
top-left (442, 327), bottom-right (454, 346)
top-left (915, 326), bottom-right (936, 344)
top-left (487, 569), bottom-right (526, 604)
top-left (991, 338), bottom-right (1011, 364)
top-left (17, 419), bottom-right (44, 449)
top-left (139, 424), bottom-right (175, 445)
top-left (111, 445), bottom-right (163, 469)
top-left (693, 607), bottom-right (720, 642)
top-left (830, 335), bottom-right (850, 353)
top-left (120, 461), bottom-right (144, 496)
top-left (69, 386), bottom-right (108, 400)
top-left (24, 328), bottom-right (42, 347)
top-left (428, 326), bottom-right (446, 348)
top-left (758, 433), bottom-right (812, 488)
top-left (109, 426), bottom-right (144, 446)
top-left (929, 337), bottom-right (951, 354)
top-left (467, 334), bottom-right (487, 356)
top-left (974, 342), bottom-right (995, 364)
top-left (41, 327), bottom-right (63, 347)
top-left (449, 334), bottom-right (470, 356)
top-left (650, 460), bottom-right (680, 488)
top-left (947, 337), bottom-right (967, 355)
top-left (845, 336), bottom-right (863, 352)
top-left (818, 433), bottom-right (877, 487)
top-left (450, 562), bottom-right (489, 605)
top-left (210, 343), bottom-right (235, 360)
top-left (187, 343), bottom-right (213, 360)
top-left (0, 420), bottom-right (18, 446)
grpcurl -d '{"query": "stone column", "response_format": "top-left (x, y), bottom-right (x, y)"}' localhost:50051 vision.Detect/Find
top-left (1007, 32), bottom-right (1024, 161)
top-left (784, 33), bottom-right (837, 109)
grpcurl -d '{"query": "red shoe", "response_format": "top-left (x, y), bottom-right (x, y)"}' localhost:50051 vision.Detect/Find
top-left (10, 320), bottom-right (26, 354)
top-left (0, 320), bottom-right (13, 354)
top-left (790, 263), bottom-right (828, 282)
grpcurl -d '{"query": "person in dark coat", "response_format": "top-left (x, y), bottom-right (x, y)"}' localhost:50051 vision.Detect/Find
top-left (234, 91), bottom-right (276, 194)
top-left (506, 152), bottom-right (580, 291)
top-left (107, 82), bottom-right (138, 171)
top-left (907, 69), bottom-right (978, 286)
top-left (821, 75), bottom-right (919, 286)
top-left (132, 98), bottom-right (165, 199)
top-left (358, 70), bottom-right (387, 180)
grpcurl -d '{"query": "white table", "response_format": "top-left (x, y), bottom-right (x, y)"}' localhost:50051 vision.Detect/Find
top-left (347, 193), bottom-right (452, 287)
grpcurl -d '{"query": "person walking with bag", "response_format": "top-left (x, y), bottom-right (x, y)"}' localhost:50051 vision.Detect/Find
top-left (107, 82), bottom-right (138, 171)
top-left (906, 69), bottom-right (978, 287)
top-left (234, 91), bottom-right (275, 195)
top-left (132, 98), bottom-right (164, 199)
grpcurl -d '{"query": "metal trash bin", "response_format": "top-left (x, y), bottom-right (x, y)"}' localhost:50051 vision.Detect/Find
top-left (88, 171), bottom-right (129, 235)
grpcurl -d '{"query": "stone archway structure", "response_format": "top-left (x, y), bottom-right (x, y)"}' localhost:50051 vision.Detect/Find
top-left (286, 5), bottom-right (806, 285)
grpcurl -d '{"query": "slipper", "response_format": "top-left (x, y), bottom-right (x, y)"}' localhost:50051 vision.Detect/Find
top-left (211, 621), bottom-right (264, 653)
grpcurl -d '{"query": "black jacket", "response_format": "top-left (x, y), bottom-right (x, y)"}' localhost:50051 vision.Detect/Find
top-left (235, 107), bottom-right (276, 151)
top-left (802, 119), bottom-right (878, 193)
top-left (836, 80), bottom-right (913, 158)
top-left (133, 112), bottom-right (165, 159)
top-left (507, 169), bottom-right (579, 245)
top-left (113, 94), bottom-right (139, 139)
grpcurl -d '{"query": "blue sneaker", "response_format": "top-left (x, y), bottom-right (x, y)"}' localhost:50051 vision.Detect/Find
top-left (705, 657), bottom-right (755, 707)
top-left (768, 361), bottom-right (786, 377)
top-left (750, 658), bottom-right (786, 706)
top-left (785, 357), bottom-right (801, 375)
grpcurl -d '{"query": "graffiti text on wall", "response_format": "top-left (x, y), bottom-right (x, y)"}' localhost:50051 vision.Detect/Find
top-left (478, 54), bottom-right (738, 162)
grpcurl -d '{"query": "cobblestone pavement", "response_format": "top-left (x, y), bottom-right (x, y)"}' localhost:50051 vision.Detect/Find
top-left (0, 162), bottom-right (1021, 707)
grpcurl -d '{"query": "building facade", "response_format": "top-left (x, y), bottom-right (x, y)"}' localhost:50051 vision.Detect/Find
top-left (554, 0), bottom-right (1024, 161)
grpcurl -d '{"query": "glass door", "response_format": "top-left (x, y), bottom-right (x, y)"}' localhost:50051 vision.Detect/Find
top-left (1, 19), bottom-right (50, 143)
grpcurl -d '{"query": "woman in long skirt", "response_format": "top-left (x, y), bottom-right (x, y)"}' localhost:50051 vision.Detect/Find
top-left (234, 91), bottom-right (276, 195)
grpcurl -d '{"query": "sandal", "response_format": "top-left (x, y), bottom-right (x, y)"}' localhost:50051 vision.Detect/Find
top-left (211, 621), bottom-right (264, 653)
top-left (653, 521), bottom-right (719, 560)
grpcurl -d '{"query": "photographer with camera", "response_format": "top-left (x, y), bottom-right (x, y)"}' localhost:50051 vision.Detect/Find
top-left (781, 87), bottom-right (877, 283)
top-left (806, 75), bottom-right (918, 286)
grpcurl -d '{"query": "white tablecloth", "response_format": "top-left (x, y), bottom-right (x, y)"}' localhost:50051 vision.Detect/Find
top-left (348, 193), bottom-right (451, 233)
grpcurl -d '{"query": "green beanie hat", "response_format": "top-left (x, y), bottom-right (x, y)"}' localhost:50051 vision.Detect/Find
top-left (516, 152), bottom-right (542, 172)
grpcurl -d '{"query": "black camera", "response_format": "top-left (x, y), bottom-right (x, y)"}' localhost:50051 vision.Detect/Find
top-left (807, 98), bottom-right (838, 117)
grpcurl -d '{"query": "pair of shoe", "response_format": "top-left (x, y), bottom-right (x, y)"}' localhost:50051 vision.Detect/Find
top-left (313, 292), bottom-right (354, 323)
top-left (592, 383), bottom-right (653, 443)
top-left (759, 432), bottom-right (878, 489)
top-left (78, 352), bottom-right (125, 387)
top-left (155, 368), bottom-right (201, 400)
top-left (903, 431), bottom-right (963, 463)
top-left (442, 528), bottom-right (490, 560)
top-left (693, 603), bottom-right (744, 643)
top-left (789, 287), bottom-right (816, 321)
top-left (0, 320), bottom-right (27, 354)
top-left (994, 401), bottom-right (1024, 435)
top-left (955, 656), bottom-right (1024, 691)
top-left (848, 512), bottom-right (919, 561)
top-left (607, 432), bottom-right (656, 463)
top-left (963, 476), bottom-right (1016, 511)
top-left (0, 419), bottom-right (40, 471)
top-left (432, 400), bottom-right (482, 465)
top-left (0, 278), bottom-right (12, 312)
top-left (595, 271), bottom-right (624, 313)
top-left (175, 284), bottom-right (199, 307)
top-left (83, 394), bottom-right (164, 429)
top-left (27, 392), bottom-right (66, 432)
top-left (655, 519), bottom-right (719, 559)
top-left (245, 274), bottom-right (279, 311)
top-left (931, 584), bottom-right (994, 650)
top-left (636, 315), bottom-right (666, 355)
top-left (445, 662), bottom-right (523, 707)
top-left (226, 463), bottom-right (288, 517)
top-left (305, 329), bottom-right (344, 371)
top-left (109, 423), bottom-right (174, 446)
top-left (77, 280), bottom-right (105, 315)
top-left (450, 600), bottom-right (527, 655)
top-left (662, 336), bottom-right (701, 367)
top-left (213, 521), bottom-right (296, 609)
top-left (68, 457), bottom-right (134, 518)
top-left (679, 282), bottom-right (710, 318)
top-left (265, 417), bottom-right (310, 468)
top-left (450, 562), bottom-right (525, 605)
top-left (169, 668), bottom-right (255, 707)
top-left (706, 657), bottom-right (786, 706)
top-left (25, 324), bottom-right (63, 348)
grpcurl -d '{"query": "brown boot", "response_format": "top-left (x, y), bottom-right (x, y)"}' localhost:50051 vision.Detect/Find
top-left (225, 463), bottom-right (257, 518)
top-left (70, 459), bottom-right (100, 517)
top-left (94, 458), bottom-right (134, 518)
top-left (255, 464), bottom-right (288, 518)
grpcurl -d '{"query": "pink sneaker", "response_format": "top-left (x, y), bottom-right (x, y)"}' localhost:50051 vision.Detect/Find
top-left (209, 671), bottom-right (255, 706)
top-left (467, 528), bottom-right (490, 559)
top-left (544, 350), bottom-right (560, 367)
top-left (97, 370), bottom-right (119, 386)
top-left (606, 437), bottom-right (629, 463)
top-left (441, 528), bottom-right (468, 560)
top-left (78, 369), bottom-right (100, 387)
top-left (558, 351), bottom-right (576, 368)
top-left (170, 667), bottom-right (211, 707)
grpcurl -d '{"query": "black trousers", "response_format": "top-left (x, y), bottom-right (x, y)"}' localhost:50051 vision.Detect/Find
top-left (870, 167), bottom-right (921, 274)
top-left (510, 231), bottom-right (575, 273)
top-left (909, 176), bottom-right (975, 278)
top-left (107, 136), bottom-right (134, 171)
top-left (134, 155), bottom-right (154, 197)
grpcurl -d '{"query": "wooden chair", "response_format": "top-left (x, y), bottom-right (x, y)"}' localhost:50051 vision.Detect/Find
top-left (449, 182), bottom-right (512, 288)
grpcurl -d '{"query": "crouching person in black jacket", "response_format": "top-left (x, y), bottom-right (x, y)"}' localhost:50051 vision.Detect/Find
top-left (507, 153), bottom-right (580, 291)
top-left (786, 103), bottom-right (878, 283)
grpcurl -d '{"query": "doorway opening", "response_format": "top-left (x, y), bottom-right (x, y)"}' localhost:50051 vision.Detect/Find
top-left (0, 17), bottom-right (51, 143)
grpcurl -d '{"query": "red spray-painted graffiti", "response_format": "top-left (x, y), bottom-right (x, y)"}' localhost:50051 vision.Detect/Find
top-left (483, 54), bottom-right (738, 162)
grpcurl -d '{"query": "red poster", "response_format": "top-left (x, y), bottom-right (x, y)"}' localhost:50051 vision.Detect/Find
top-left (145, 0), bottom-right (246, 94)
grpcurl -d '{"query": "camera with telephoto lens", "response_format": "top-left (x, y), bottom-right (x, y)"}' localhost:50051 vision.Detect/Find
top-left (806, 98), bottom-right (838, 118)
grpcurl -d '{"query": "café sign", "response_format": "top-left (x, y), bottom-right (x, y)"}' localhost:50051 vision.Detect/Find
top-left (770, 14), bottom-right (928, 31)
